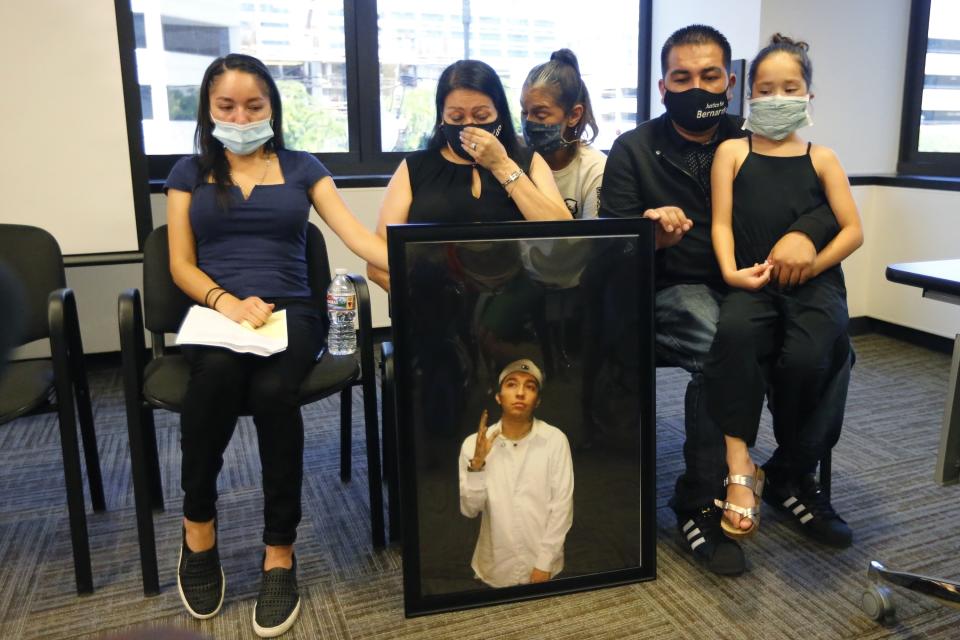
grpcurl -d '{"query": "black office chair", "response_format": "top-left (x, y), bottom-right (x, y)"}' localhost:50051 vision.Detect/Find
top-left (118, 224), bottom-right (384, 597)
top-left (0, 224), bottom-right (106, 595)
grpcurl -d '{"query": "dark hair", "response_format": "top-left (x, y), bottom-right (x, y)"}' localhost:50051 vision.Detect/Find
top-left (660, 24), bottom-right (732, 76)
top-left (427, 60), bottom-right (521, 159)
top-left (522, 48), bottom-right (599, 145)
top-left (748, 33), bottom-right (813, 92)
top-left (195, 53), bottom-right (285, 210)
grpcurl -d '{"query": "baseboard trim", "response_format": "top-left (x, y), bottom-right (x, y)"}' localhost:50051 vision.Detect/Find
top-left (849, 316), bottom-right (955, 355)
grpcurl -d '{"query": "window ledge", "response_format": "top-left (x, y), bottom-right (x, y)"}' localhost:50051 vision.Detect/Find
top-left (849, 174), bottom-right (960, 192)
top-left (148, 174), bottom-right (392, 194)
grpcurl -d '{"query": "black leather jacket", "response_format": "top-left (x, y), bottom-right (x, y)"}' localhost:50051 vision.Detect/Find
top-left (600, 113), bottom-right (839, 289)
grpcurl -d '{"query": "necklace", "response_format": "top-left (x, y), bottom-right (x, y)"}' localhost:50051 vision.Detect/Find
top-left (230, 154), bottom-right (271, 198)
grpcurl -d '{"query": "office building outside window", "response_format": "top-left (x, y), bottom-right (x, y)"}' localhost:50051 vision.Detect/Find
top-left (377, 0), bottom-right (639, 153)
top-left (131, 0), bottom-right (348, 155)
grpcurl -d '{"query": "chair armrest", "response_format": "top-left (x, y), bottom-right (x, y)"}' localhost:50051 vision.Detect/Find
top-left (118, 288), bottom-right (147, 399)
top-left (346, 273), bottom-right (375, 383)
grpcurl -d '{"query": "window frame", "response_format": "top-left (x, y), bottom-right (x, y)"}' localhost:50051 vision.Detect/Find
top-left (117, 0), bottom-right (652, 185)
top-left (898, 0), bottom-right (960, 177)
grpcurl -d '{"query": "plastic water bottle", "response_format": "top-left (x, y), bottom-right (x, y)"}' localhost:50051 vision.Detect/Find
top-left (326, 268), bottom-right (357, 355)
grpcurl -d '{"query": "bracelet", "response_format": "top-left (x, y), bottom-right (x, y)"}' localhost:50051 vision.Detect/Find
top-left (204, 286), bottom-right (224, 307)
top-left (500, 168), bottom-right (525, 190)
top-left (211, 290), bottom-right (229, 310)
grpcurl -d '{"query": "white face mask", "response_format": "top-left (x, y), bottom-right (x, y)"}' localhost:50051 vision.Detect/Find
top-left (743, 95), bottom-right (813, 140)
top-left (211, 115), bottom-right (274, 155)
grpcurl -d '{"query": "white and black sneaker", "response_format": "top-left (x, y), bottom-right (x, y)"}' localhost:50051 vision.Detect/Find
top-left (177, 527), bottom-right (226, 619)
top-left (253, 555), bottom-right (301, 638)
top-left (676, 505), bottom-right (746, 576)
top-left (762, 472), bottom-right (853, 548)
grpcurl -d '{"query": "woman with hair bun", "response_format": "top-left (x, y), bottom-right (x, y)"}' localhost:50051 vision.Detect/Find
top-left (521, 49), bottom-right (606, 219)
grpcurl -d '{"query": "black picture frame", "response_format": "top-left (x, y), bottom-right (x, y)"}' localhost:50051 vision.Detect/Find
top-left (388, 218), bottom-right (657, 616)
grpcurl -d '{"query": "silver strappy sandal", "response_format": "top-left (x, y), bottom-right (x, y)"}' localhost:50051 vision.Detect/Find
top-left (715, 466), bottom-right (765, 538)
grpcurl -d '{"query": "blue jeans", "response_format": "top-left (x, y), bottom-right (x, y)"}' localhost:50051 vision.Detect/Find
top-left (657, 284), bottom-right (852, 513)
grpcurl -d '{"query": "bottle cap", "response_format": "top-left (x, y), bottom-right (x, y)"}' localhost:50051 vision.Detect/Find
top-left (335, 268), bottom-right (348, 275)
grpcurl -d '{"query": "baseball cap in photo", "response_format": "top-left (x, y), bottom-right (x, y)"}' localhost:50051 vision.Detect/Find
top-left (498, 359), bottom-right (544, 388)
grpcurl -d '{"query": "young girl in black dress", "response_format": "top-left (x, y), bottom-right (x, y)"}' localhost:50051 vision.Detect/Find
top-left (706, 34), bottom-right (863, 538)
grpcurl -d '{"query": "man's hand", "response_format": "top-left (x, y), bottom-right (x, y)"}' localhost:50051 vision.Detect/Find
top-left (767, 231), bottom-right (817, 289)
top-left (469, 410), bottom-right (499, 471)
top-left (725, 262), bottom-right (773, 291)
top-left (643, 207), bottom-right (692, 249)
top-left (529, 568), bottom-right (551, 583)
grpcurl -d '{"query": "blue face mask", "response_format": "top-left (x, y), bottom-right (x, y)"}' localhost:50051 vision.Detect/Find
top-left (743, 95), bottom-right (812, 140)
top-left (522, 121), bottom-right (572, 155)
top-left (211, 115), bottom-right (274, 155)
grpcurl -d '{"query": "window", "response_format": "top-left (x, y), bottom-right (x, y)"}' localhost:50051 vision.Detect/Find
top-left (377, 0), bottom-right (644, 153)
top-left (120, 0), bottom-right (650, 180)
top-left (899, 0), bottom-right (960, 175)
top-left (140, 85), bottom-right (153, 119)
top-left (133, 13), bottom-right (147, 49)
top-left (161, 21), bottom-right (230, 57)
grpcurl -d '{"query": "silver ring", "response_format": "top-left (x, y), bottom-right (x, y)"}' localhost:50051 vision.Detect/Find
top-left (472, 142), bottom-right (477, 150)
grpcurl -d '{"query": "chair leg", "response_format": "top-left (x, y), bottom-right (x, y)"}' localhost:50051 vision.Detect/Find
top-left (340, 387), bottom-right (352, 482)
top-left (361, 377), bottom-right (386, 548)
top-left (381, 350), bottom-right (401, 543)
top-left (820, 450), bottom-right (832, 497)
top-left (55, 399), bottom-right (94, 595)
top-left (140, 408), bottom-right (164, 511)
top-left (74, 370), bottom-right (106, 513)
top-left (127, 404), bottom-right (160, 596)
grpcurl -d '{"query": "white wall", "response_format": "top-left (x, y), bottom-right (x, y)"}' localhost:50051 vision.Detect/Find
top-left (0, 0), bottom-right (140, 255)
top-left (848, 186), bottom-right (960, 337)
top-left (758, 0), bottom-right (911, 175)
top-left (649, 0), bottom-right (762, 116)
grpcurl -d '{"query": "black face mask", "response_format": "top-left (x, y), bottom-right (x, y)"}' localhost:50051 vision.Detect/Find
top-left (441, 121), bottom-right (502, 161)
top-left (663, 88), bottom-right (729, 132)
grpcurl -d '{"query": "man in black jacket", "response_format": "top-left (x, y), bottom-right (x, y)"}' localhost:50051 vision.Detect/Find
top-left (601, 25), bottom-right (853, 576)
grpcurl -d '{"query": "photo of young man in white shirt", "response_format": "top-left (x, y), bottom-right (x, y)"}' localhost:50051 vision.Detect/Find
top-left (458, 359), bottom-right (575, 588)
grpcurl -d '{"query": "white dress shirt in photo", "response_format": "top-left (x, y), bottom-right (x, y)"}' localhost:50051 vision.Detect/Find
top-left (458, 419), bottom-right (574, 588)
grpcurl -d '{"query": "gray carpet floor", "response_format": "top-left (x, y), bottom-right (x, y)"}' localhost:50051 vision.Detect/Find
top-left (1, 333), bottom-right (958, 639)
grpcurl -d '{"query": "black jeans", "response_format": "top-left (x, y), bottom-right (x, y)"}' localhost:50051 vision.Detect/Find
top-left (180, 298), bottom-right (324, 546)
top-left (704, 270), bottom-right (850, 473)
top-left (659, 282), bottom-right (852, 515)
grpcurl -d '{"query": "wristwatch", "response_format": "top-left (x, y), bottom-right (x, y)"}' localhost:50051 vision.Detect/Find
top-left (500, 168), bottom-right (525, 189)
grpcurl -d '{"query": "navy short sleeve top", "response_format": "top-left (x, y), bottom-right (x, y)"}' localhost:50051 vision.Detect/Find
top-left (164, 149), bottom-right (330, 299)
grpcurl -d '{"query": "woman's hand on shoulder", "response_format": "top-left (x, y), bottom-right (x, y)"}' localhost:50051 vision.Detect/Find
top-left (215, 294), bottom-right (275, 327)
top-left (459, 126), bottom-right (509, 171)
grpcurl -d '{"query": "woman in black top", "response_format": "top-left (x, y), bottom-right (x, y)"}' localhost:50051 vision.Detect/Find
top-left (367, 59), bottom-right (571, 292)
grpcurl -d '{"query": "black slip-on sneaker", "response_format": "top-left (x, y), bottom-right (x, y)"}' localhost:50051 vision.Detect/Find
top-left (177, 527), bottom-right (225, 619)
top-left (253, 556), bottom-right (301, 638)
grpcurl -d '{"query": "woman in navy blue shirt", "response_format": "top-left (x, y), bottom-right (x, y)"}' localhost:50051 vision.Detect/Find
top-left (164, 53), bottom-right (387, 637)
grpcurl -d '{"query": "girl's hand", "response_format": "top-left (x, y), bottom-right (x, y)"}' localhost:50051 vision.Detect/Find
top-left (215, 294), bottom-right (274, 327)
top-left (459, 126), bottom-right (509, 171)
top-left (725, 262), bottom-right (773, 291)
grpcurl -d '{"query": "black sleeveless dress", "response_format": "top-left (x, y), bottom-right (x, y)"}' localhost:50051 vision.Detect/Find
top-left (704, 136), bottom-right (849, 448)
top-left (406, 148), bottom-right (533, 223)
top-left (731, 137), bottom-right (832, 271)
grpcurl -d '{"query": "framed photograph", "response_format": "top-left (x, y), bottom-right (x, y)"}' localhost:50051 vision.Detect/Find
top-left (388, 218), bottom-right (656, 616)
